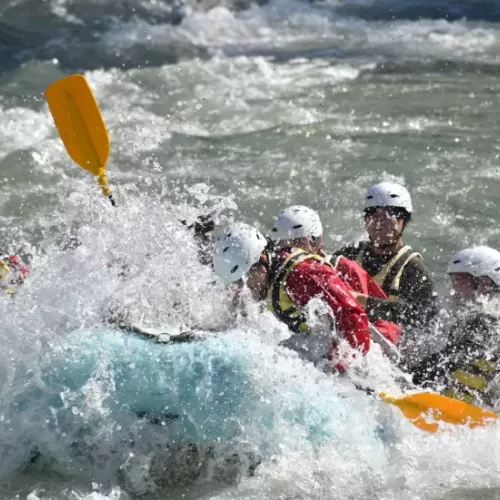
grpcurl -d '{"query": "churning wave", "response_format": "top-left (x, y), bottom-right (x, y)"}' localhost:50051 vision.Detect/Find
top-left (1, 0), bottom-right (499, 74)
top-left (336, 0), bottom-right (500, 22)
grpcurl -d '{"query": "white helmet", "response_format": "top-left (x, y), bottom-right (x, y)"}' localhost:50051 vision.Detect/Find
top-left (270, 205), bottom-right (323, 242)
top-left (364, 182), bottom-right (413, 214)
top-left (213, 222), bottom-right (267, 284)
top-left (447, 246), bottom-right (500, 287)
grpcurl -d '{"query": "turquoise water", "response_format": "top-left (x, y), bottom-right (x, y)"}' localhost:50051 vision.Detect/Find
top-left (3, 0), bottom-right (500, 497)
top-left (11, 329), bottom-right (384, 448)
top-left (0, 329), bottom-right (390, 495)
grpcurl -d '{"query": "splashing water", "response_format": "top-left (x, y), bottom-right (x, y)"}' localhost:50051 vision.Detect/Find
top-left (2, 189), bottom-right (500, 500)
top-left (2, 0), bottom-right (500, 497)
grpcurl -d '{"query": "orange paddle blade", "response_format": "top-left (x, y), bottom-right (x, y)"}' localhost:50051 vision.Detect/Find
top-left (380, 391), bottom-right (498, 433)
top-left (45, 74), bottom-right (109, 177)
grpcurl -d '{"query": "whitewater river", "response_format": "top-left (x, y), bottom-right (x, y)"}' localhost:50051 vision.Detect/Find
top-left (1, 0), bottom-right (500, 498)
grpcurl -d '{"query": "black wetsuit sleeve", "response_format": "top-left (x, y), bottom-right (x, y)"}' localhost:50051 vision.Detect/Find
top-left (411, 349), bottom-right (451, 387)
top-left (411, 313), bottom-right (499, 388)
top-left (365, 256), bottom-right (437, 328)
top-left (333, 244), bottom-right (361, 261)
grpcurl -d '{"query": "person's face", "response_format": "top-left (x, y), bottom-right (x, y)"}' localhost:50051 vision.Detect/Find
top-left (365, 208), bottom-right (405, 246)
top-left (239, 263), bottom-right (270, 301)
top-left (276, 235), bottom-right (323, 254)
top-left (309, 235), bottom-right (323, 254)
top-left (449, 272), bottom-right (476, 302)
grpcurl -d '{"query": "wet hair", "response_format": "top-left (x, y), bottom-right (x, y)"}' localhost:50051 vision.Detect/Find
top-left (309, 234), bottom-right (322, 246)
top-left (180, 214), bottom-right (215, 237)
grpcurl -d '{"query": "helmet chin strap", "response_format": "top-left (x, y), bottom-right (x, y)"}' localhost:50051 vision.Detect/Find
top-left (372, 241), bottom-right (399, 250)
top-left (370, 226), bottom-right (405, 252)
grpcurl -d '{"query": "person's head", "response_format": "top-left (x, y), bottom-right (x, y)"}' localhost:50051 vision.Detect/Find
top-left (363, 182), bottom-right (412, 249)
top-left (447, 246), bottom-right (500, 302)
top-left (180, 214), bottom-right (215, 244)
top-left (213, 222), bottom-right (271, 300)
top-left (270, 205), bottom-right (323, 254)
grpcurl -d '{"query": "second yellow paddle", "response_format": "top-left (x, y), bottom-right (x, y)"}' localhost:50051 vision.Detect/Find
top-left (379, 391), bottom-right (498, 433)
top-left (45, 74), bottom-right (115, 206)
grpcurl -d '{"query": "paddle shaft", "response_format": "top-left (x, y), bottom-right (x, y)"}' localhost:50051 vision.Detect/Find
top-left (369, 323), bottom-right (401, 363)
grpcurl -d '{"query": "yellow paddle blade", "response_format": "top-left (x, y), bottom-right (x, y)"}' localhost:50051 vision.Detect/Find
top-left (380, 391), bottom-right (498, 433)
top-left (45, 74), bottom-right (109, 177)
top-left (45, 74), bottom-right (115, 205)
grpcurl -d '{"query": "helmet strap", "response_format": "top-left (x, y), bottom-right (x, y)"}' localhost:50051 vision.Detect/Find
top-left (370, 231), bottom-right (404, 253)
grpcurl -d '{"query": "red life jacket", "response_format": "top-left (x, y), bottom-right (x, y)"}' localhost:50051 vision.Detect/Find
top-left (331, 255), bottom-right (402, 345)
top-left (0, 255), bottom-right (29, 295)
top-left (7, 255), bottom-right (29, 277)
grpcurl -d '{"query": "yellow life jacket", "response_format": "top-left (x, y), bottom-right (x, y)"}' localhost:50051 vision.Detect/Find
top-left (443, 357), bottom-right (498, 406)
top-left (266, 248), bottom-right (333, 334)
top-left (355, 243), bottom-right (420, 301)
top-left (0, 256), bottom-right (25, 295)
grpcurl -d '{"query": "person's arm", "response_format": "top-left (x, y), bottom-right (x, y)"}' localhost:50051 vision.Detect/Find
top-left (411, 349), bottom-right (451, 388)
top-left (362, 257), bottom-right (437, 328)
top-left (285, 261), bottom-right (371, 355)
top-left (180, 214), bottom-right (215, 266)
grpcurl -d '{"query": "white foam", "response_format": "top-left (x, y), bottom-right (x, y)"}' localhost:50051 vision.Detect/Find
top-left (0, 107), bottom-right (52, 162)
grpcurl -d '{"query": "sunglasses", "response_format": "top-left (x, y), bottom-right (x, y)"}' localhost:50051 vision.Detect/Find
top-left (364, 206), bottom-right (407, 219)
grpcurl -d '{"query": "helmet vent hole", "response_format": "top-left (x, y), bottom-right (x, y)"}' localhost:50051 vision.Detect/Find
top-left (453, 259), bottom-right (461, 264)
top-left (292, 224), bottom-right (303, 229)
top-left (222, 246), bottom-right (230, 253)
top-left (230, 265), bottom-right (239, 274)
